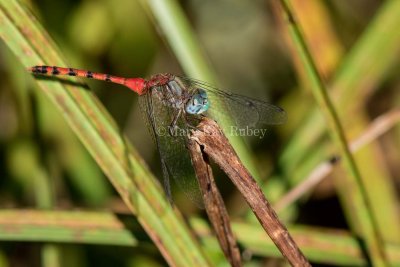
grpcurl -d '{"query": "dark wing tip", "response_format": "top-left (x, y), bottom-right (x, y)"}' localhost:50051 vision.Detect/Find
top-left (273, 106), bottom-right (288, 125)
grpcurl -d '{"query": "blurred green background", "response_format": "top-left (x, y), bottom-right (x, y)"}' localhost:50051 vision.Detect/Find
top-left (1, 0), bottom-right (400, 266)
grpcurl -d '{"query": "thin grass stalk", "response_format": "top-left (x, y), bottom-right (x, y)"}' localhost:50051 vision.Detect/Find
top-left (273, 1), bottom-right (400, 240)
top-left (278, 1), bottom-right (388, 266)
top-left (274, 108), bottom-right (400, 211)
top-left (279, 0), bottom-right (400, 175)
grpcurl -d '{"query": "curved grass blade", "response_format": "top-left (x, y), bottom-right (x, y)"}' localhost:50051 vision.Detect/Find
top-left (0, 1), bottom-right (211, 266)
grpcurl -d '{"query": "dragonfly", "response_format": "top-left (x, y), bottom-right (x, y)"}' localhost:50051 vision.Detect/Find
top-left (30, 65), bottom-right (287, 206)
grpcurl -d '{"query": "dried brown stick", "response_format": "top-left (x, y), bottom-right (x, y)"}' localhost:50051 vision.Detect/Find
top-left (190, 118), bottom-right (310, 267)
top-left (188, 139), bottom-right (242, 267)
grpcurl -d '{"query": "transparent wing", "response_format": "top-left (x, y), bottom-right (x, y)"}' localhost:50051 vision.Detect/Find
top-left (179, 77), bottom-right (287, 128)
top-left (139, 87), bottom-right (203, 207)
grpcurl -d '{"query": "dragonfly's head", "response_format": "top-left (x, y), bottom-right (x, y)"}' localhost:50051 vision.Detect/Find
top-left (185, 89), bottom-right (210, 115)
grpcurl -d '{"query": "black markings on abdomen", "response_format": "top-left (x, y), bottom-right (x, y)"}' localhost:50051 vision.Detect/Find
top-left (105, 74), bottom-right (111, 82)
top-left (86, 71), bottom-right (93, 78)
top-left (32, 66), bottom-right (40, 73)
top-left (40, 66), bottom-right (48, 74)
top-left (68, 68), bottom-right (77, 76)
top-left (51, 66), bottom-right (60, 75)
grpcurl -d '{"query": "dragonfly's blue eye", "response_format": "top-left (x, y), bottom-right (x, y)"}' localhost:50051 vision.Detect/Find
top-left (186, 89), bottom-right (210, 114)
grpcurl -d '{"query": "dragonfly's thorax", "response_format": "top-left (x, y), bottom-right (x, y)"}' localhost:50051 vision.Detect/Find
top-left (148, 75), bottom-right (210, 115)
top-left (146, 73), bottom-right (174, 88)
top-left (149, 77), bottom-right (187, 110)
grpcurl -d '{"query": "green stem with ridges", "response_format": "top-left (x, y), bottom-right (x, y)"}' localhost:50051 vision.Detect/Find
top-left (278, 0), bottom-right (388, 266)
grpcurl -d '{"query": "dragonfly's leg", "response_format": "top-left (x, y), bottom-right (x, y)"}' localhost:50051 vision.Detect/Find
top-left (168, 109), bottom-right (182, 136)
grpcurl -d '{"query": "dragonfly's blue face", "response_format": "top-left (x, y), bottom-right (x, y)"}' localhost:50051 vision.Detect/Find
top-left (185, 89), bottom-right (210, 115)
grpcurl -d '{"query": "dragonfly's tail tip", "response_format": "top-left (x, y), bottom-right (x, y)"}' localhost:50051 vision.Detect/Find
top-left (28, 65), bottom-right (50, 75)
top-left (28, 65), bottom-right (41, 73)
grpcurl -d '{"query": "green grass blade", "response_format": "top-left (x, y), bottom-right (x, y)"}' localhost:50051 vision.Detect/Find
top-left (0, 1), bottom-right (210, 266)
top-left (144, 0), bottom-right (215, 81)
top-left (278, 0), bottom-right (388, 266)
top-left (2, 210), bottom-right (400, 266)
top-left (228, 221), bottom-right (400, 266)
top-left (0, 210), bottom-right (138, 246)
top-left (280, 0), bottom-right (400, 172)
top-left (275, 0), bottom-right (400, 242)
